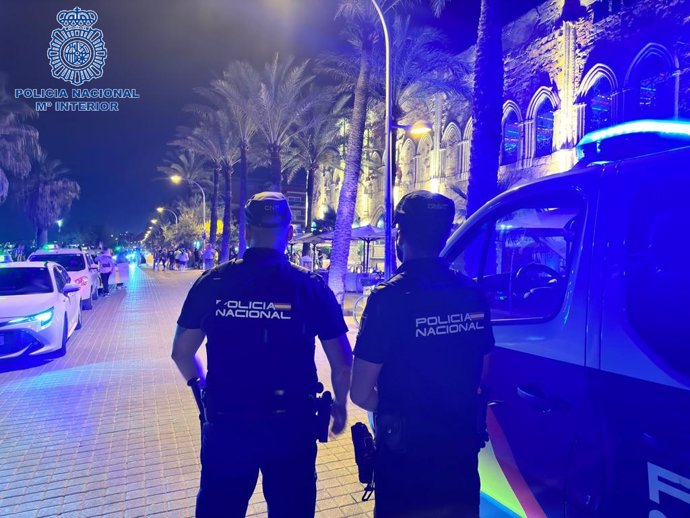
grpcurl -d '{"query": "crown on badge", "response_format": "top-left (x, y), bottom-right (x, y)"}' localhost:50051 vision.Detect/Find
top-left (57, 7), bottom-right (98, 29)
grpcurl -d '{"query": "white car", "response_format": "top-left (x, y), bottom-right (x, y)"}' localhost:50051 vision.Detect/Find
top-left (0, 261), bottom-right (82, 359)
top-left (28, 246), bottom-right (99, 310)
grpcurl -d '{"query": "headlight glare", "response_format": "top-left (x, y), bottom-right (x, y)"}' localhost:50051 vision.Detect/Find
top-left (8, 307), bottom-right (54, 327)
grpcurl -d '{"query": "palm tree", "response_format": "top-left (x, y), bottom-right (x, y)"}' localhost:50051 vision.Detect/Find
top-left (466, 0), bottom-right (503, 217)
top-left (284, 91), bottom-right (347, 252)
top-left (15, 150), bottom-right (80, 246)
top-left (211, 61), bottom-right (260, 255)
top-left (381, 15), bottom-right (470, 190)
top-left (251, 53), bottom-right (317, 192)
top-left (0, 76), bottom-right (39, 204)
top-left (157, 149), bottom-right (209, 239)
top-left (323, 0), bottom-right (455, 303)
top-left (173, 103), bottom-right (238, 261)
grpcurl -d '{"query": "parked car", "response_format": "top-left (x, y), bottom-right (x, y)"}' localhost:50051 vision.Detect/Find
top-left (28, 246), bottom-right (99, 310)
top-left (442, 120), bottom-right (690, 518)
top-left (0, 261), bottom-right (82, 358)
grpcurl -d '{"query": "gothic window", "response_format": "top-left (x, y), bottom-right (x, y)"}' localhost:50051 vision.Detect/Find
top-left (585, 76), bottom-right (613, 133)
top-left (418, 137), bottom-right (432, 181)
top-left (634, 55), bottom-right (674, 119)
top-left (442, 125), bottom-right (461, 178)
top-left (535, 101), bottom-right (555, 157)
top-left (400, 141), bottom-right (415, 190)
top-left (501, 111), bottom-right (520, 165)
top-left (626, 52), bottom-right (675, 119)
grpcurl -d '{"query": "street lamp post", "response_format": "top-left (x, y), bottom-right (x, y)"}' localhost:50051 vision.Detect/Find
top-left (369, 0), bottom-right (395, 279)
top-left (56, 219), bottom-right (63, 235)
top-left (157, 207), bottom-right (179, 225)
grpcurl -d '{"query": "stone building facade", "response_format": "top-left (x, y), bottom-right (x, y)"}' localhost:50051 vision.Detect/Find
top-left (313, 0), bottom-right (690, 233)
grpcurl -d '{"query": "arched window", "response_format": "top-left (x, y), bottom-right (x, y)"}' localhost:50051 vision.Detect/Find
top-left (636, 56), bottom-right (674, 119)
top-left (417, 136), bottom-right (433, 182)
top-left (535, 101), bottom-right (555, 157)
top-left (585, 76), bottom-right (613, 133)
top-left (441, 124), bottom-right (461, 178)
top-left (501, 111), bottom-right (520, 165)
top-left (376, 215), bottom-right (385, 229)
top-left (400, 140), bottom-right (415, 189)
top-left (626, 45), bottom-right (676, 120)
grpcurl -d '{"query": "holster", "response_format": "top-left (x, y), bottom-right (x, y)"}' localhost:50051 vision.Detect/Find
top-left (375, 414), bottom-right (407, 454)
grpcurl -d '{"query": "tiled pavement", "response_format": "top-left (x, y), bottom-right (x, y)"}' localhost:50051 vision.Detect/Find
top-left (0, 266), bottom-right (512, 518)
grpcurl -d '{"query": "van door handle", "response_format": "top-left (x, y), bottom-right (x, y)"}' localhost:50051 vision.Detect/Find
top-left (517, 385), bottom-right (552, 414)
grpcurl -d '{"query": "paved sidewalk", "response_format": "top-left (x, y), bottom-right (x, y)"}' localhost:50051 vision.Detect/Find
top-left (0, 266), bottom-right (372, 518)
top-left (0, 266), bottom-right (512, 518)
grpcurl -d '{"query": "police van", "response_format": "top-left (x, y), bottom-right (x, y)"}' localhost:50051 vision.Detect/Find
top-left (442, 120), bottom-right (690, 518)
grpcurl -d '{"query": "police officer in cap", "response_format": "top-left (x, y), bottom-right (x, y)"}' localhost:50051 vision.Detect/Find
top-left (172, 192), bottom-right (353, 518)
top-left (350, 190), bottom-right (494, 518)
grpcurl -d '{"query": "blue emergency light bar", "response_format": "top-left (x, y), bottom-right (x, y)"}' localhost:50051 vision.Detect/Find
top-left (576, 119), bottom-right (690, 164)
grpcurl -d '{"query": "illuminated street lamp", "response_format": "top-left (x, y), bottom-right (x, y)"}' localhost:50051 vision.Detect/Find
top-left (150, 219), bottom-right (158, 225)
top-left (170, 175), bottom-right (206, 242)
top-left (56, 219), bottom-right (63, 234)
top-left (405, 121), bottom-right (433, 138)
top-left (156, 207), bottom-right (179, 225)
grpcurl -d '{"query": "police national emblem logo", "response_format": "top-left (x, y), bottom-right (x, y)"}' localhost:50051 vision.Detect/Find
top-left (47, 7), bottom-right (107, 86)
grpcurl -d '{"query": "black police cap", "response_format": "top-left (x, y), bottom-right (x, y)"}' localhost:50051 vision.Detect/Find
top-left (244, 192), bottom-right (293, 228)
top-left (394, 190), bottom-right (455, 232)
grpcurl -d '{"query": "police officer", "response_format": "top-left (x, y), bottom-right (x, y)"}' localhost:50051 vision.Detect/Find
top-left (350, 191), bottom-right (494, 518)
top-left (172, 192), bottom-right (353, 518)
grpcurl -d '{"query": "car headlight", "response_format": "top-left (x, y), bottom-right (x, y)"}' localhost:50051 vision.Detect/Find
top-left (7, 308), bottom-right (54, 328)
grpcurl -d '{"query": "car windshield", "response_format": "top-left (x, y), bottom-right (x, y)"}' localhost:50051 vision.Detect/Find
top-left (30, 254), bottom-right (85, 271)
top-left (0, 268), bottom-right (53, 295)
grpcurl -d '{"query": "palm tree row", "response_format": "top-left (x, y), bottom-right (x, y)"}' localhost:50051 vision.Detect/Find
top-left (166, 53), bottom-right (335, 260)
top-left (0, 75), bottom-right (81, 246)
top-left (162, 0), bottom-right (503, 307)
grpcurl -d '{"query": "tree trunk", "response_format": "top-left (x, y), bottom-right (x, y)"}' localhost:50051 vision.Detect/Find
top-left (327, 44), bottom-right (372, 305)
top-left (269, 144), bottom-right (282, 192)
top-left (238, 143), bottom-right (249, 256)
top-left (302, 164), bottom-right (318, 256)
top-left (220, 163), bottom-right (232, 262)
top-left (209, 164), bottom-right (220, 248)
top-left (466, 0), bottom-right (503, 218)
top-left (36, 227), bottom-right (48, 247)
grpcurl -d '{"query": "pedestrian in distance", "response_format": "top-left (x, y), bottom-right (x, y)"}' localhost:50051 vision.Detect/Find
top-left (202, 243), bottom-right (214, 271)
top-left (172, 192), bottom-right (353, 518)
top-left (179, 248), bottom-right (189, 271)
top-left (168, 249), bottom-right (176, 271)
top-left (97, 248), bottom-right (115, 296)
top-left (194, 247), bottom-right (202, 270)
top-left (350, 191), bottom-right (495, 518)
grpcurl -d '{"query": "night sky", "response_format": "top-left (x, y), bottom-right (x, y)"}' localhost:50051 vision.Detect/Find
top-left (0, 0), bottom-right (538, 242)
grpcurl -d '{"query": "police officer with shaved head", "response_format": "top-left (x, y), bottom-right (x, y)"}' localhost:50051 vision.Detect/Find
top-left (172, 192), bottom-right (353, 518)
top-left (351, 191), bottom-right (494, 518)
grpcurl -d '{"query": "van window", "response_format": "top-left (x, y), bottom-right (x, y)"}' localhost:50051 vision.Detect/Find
top-left (626, 188), bottom-right (690, 376)
top-left (451, 196), bottom-right (584, 324)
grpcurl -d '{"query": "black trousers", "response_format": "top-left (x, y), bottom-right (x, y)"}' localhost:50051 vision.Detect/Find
top-left (99, 272), bottom-right (110, 294)
top-left (196, 416), bottom-right (317, 518)
top-left (374, 449), bottom-right (480, 518)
